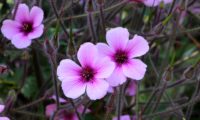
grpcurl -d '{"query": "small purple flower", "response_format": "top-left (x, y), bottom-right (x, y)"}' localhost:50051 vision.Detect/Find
top-left (97, 27), bottom-right (149, 87)
top-left (1, 3), bottom-right (44, 49)
top-left (57, 42), bottom-right (115, 100)
top-left (0, 105), bottom-right (10, 120)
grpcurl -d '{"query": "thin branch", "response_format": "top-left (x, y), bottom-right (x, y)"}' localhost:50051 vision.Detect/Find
top-left (49, 0), bottom-right (69, 38)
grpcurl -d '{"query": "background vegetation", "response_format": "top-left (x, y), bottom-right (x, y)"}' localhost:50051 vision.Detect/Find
top-left (0, 0), bottom-right (200, 120)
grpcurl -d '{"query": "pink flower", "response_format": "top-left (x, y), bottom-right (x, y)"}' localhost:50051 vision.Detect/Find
top-left (113, 115), bottom-right (136, 120)
top-left (0, 105), bottom-right (10, 120)
top-left (57, 42), bottom-right (115, 100)
top-left (97, 27), bottom-right (149, 87)
top-left (108, 81), bottom-right (137, 96)
top-left (1, 3), bottom-right (44, 49)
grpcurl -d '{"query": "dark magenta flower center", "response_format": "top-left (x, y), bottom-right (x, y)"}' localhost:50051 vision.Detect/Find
top-left (21, 22), bottom-right (33, 33)
top-left (114, 50), bottom-right (128, 65)
top-left (81, 67), bottom-right (94, 81)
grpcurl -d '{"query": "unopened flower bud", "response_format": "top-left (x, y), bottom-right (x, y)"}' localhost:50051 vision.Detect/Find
top-left (53, 34), bottom-right (60, 49)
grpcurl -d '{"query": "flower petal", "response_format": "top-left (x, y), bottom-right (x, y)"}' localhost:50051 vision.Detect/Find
top-left (96, 43), bottom-right (114, 58)
top-left (126, 34), bottom-right (149, 58)
top-left (86, 79), bottom-right (109, 100)
top-left (11, 33), bottom-right (32, 49)
top-left (113, 115), bottom-right (131, 120)
top-left (0, 104), bottom-right (5, 113)
top-left (15, 4), bottom-right (29, 22)
top-left (95, 57), bottom-right (115, 79)
top-left (107, 67), bottom-right (127, 87)
top-left (122, 59), bottom-right (147, 80)
top-left (57, 59), bottom-right (81, 81)
top-left (0, 117), bottom-right (10, 120)
top-left (77, 42), bottom-right (98, 67)
top-left (30, 6), bottom-right (44, 27)
top-left (106, 27), bottom-right (129, 50)
top-left (50, 95), bottom-right (66, 103)
top-left (107, 86), bottom-right (114, 93)
top-left (61, 79), bottom-right (86, 99)
top-left (28, 24), bottom-right (44, 39)
top-left (1, 20), bottom-right (20, 40)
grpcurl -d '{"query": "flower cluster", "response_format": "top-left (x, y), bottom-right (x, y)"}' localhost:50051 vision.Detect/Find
top-left (0, 3), bottom-right (149, 102)
top-left (57, 27), bottom-right (149, 100)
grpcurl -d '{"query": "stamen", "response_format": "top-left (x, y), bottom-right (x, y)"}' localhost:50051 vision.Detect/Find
top-left (81, 67), bottom-right (94, 81)
top-left (21, 22), bottom-right (33, 33)
top-left (114, 50), bottom-right (128, 65)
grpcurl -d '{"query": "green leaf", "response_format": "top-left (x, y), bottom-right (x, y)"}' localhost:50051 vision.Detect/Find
top-left (21, 77), bottom-right (38, 99)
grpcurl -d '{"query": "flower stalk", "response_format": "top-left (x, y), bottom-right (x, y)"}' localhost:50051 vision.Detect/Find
top-left (117, 85), bottom-right (123, 120)
top-left (44, 40), bottom-right (60, 112)
top-left (86, 0), bottom-right (97, 43)
top-left (97, 0), bottom-right (106, 35)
